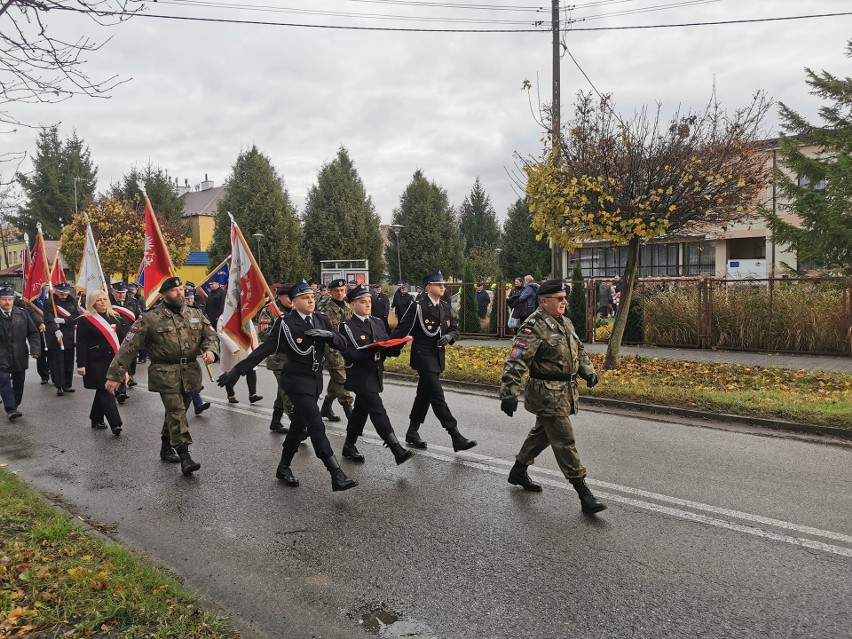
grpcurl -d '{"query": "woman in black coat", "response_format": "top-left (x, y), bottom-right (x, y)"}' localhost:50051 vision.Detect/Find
top-left (76, 291), bottom-right (128, 435)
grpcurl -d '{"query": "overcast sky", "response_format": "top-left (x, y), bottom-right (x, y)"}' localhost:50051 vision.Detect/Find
top-left (4, 0), bottom-right (851, 224)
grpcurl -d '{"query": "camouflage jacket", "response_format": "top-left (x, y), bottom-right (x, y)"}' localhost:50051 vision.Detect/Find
top-left (500, 307), bottom-right (595, 416)
top-left (106, 303), bottom-right (220, 394)
top-left (316, 296), bottom-right (352, 369)
top-left (257, 300), bottom-right (291, 371)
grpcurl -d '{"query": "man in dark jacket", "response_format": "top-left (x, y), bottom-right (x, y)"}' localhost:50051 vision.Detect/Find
top-left (390, 272), bottom-right (477, 452)
top-left (0, 287), bottom-right (41, 420)
top-left (204, 280), bottom-right (226, 328)
top-left (43, 282), bottom-right (81, 396)
top-left (370, 284), bottom-right (391, 331)
top-left (476, 283), bottom-right (490, 319)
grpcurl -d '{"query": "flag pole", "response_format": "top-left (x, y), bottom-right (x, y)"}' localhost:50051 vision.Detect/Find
top-left (227, 212), bottom-right (277, 304)
top-left (37, 224), bottom-right (63, 351)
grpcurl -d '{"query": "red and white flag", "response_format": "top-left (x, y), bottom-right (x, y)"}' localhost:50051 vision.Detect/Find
top-left (140, 190), bottom-right (175, 306)
top-left (23, 226), bottom-right (51, 309)
top-left (220, 215), bottom-right (275, 352)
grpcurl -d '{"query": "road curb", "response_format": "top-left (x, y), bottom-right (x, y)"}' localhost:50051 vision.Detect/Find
top-left (383, 372), bottom-right (851, 441)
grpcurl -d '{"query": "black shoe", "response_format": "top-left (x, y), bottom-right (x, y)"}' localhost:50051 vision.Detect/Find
top-left (405, 423), bottom-right (427, 449)
top-left (40, 378), bottom-right (49, 385)
top-left (7, 411), bottom-right (22, 421)
top-left (175, 444), bottom-right (200, 475)
top-left (448, 427), bottom-right (477, 452)
top-left (275, 465), bottom-right (300, 487)
top-left (110, 424), bottom-right (122, 435)
top-left (324, 456), bottom-right (358, 492)
top-left (194, 402), bottom-right (211, 415)
top-left (249, 394), bottom-right (263, 404)
top-left (269, 409), bottom-right (288, 433)
top-left (91, 420), bottom-right (107, 430)
top-left (508, 461), bottom-right (542, 492)
top-left (127, 379), bottom-right (138, 387)
top-left (342, 443), bottom-right (365, 463)
top-left (320, 397), bottom-right (340, 422)
top-left (56, 389), bottom-right (64, 396)
top-left (159, 439), bottom-right (180, 463)
top-left (62, 387), bottom-right (75, 393)
top-left (227, 396), bottom-right (238, 404)
top-left (570, 477), bottom-right (607, 514)
top-left (117, 393), bottom-right (128, 404)
top-left (384, 433), bottom-right (412, 465)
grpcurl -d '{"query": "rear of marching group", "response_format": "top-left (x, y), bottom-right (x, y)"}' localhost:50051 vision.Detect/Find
top-left (2, 272), bottom-right (607, 515)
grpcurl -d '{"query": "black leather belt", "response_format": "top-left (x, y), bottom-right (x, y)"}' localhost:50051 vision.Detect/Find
top-left (530, 371), bottom-right (577, 382)
top-left (156, 358), bottom-right (194, 365)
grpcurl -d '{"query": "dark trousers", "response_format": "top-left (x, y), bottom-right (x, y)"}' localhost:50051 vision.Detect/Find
top-left (0, 370), bottom-right (26, 413)
top-left (225, 369), bottom-right (256, 398)
top-left (89, 388), bottom-right (122, 427)
top-left (347, 391), bottom-right (393, 441)
top-left (280, 392), bottom-right (334, 464)
top-left (36, 349), bottom-right (49, 381)
top-left (48, 346), bottom-right (74, 389)
top-left (409, 370), bottom-right (457, 430)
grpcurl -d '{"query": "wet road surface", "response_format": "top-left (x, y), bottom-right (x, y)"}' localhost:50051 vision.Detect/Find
top-left (1, 365), bottom-right (851, 638)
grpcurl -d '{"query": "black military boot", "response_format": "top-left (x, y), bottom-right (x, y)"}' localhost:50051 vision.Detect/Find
top-left (569, 477), bottom-right (607, 514)
top-left (159, 437), bottom-right (180, 463)
top-left (269, 409), bottom-right (288, 433)
top-left (109, 422), bottom-right (122, 436)
top-left (321, 397), bottom-right (340, 422)
top-left (342, 436), bottom-right (365, 463)
top-left (447, 427), bottom-right (477, 452)
top-left (324, 456), bottom-right (358, 492)
top-left (342, 403), bottom-right (353, 422)
top-left (384, 432), bottom-right (413, 466)
top-left (275, 439), bottom-right (300, 486)
top-left (405, 422), bottom-right (427, 449)
top-left (508, 461), bottom-right (542, 492)
top-left (175, 444), bottom-right (200, 475)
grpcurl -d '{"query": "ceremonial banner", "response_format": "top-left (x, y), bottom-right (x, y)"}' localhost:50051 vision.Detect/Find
top-left (140, 191), bottom-right (175, 305)
top-left (220, 216), bottom-right (275, 351)
top-left (24, 226), bottom-right (51, 313)
top-left (49, 243), bottom-right (68, 285)
top-left (196, 257), bottom-right (230, 299)
top-left (75, 214), bottom-right (108, 299)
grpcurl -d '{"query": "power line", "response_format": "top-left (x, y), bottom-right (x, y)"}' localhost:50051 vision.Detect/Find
top-left (52, 7), bottom-right (852, 33)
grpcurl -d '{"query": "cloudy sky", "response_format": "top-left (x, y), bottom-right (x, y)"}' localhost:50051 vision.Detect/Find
top-left (4, 0), bottom-right (851, 224)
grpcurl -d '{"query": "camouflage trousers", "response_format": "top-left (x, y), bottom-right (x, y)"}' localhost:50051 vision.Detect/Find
top-left (271, 369), bottom-right (296, 420)
top-left (159, 392), bottom-right (193, 447)
top-left (324, 366), bottom-right (353, 406)
top-left (516, 415), bottom-right (586, 480)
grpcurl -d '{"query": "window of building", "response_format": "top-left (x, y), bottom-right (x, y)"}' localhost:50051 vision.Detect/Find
top-left (797, 174), bottom-right (827, 191)
top-left (684, 241), bottom-right (716, 275)
top-left (639, 243), bottom-right (680, 277)
top-left (572, 246), bottom-right (628, 279)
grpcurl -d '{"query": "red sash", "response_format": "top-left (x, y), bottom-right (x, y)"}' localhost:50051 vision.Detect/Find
top-left (83, 314), bottom-right (121, 355)
top-left (56, 305), bottom-right (70, 318)
top-left (113, 305), bottom-right (136, 322)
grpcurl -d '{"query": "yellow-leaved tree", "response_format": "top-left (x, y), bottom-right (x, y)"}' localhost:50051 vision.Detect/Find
top-left (523, 91), bottom-right (771, 369)
top-left (61, 196), bottom-right (191, 283)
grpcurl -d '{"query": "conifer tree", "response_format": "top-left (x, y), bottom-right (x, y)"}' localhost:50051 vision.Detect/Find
top-left (459, 177), bottom-right (500, 250)
top-left (302, 147), bottom-right (386, 280)
top-left (498, 199), bottom-right (550, 281)
top-left (208, 146), bottom-right (307, 282)
top-left (110, 163), bottom-right (184, 222)
top-left (385, 170), bottom-right (464, 283)
top-left (460, 263), bottom-right (481, 333)
top-left (568, 261), bottom-right (587, 340)
top-left (16, 126), bottom-right (97, 238)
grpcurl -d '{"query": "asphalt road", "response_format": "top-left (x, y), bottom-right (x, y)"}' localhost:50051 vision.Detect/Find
top-left (1, 364), bottom-right (851, 639)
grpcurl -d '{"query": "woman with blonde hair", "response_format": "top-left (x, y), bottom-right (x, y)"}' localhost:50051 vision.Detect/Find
top-left (76, 290), bottom-right (129, 434)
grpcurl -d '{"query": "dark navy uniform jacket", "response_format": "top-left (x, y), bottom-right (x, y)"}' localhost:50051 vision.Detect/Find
top-left (390, 295), bottom-right (459, 374)
top-left (339, 314), bottom-right (398, 394)
top-left (233, 310), bottom-right (348, 397)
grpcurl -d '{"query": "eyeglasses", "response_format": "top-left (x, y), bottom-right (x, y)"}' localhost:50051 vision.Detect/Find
top-left (543, 296), bottom-right (568, 302)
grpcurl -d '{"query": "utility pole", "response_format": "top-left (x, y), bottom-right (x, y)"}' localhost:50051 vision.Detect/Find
top-left (551, 0), bottom-right (562, 278)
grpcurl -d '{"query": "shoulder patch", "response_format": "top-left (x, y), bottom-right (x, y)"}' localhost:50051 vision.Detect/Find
top-left (520, 327), bottom-right (533, 335)
top-left (510, 344), bottom-right (525, 359)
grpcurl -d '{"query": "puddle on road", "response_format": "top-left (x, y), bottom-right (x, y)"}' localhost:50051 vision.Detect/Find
top-left (357, 603), bottom-right (436, 638)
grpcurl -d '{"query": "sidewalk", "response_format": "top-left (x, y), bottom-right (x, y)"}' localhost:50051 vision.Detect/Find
top-left (464, 337), bottom-right (852, 373)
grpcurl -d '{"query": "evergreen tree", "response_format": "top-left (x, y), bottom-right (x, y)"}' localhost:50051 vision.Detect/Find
top-left (458, 177), bottom-right (499, 250)
top-left (302, 147), bottom-right (386, 280)
top-left (568, 261), bottom-right (587, 341)
top-left (764, 39), bottom-right (852, 273)
top-left (460, 263), bottom-right (481, 333)
top-left (16, 126), bottom-right (97, 238)
top-left (208, 146), bottom-right (307, 282)
top-left (499, 199), bottom-right (550, 281)
top-left (110, 163), bottom-right (184, 222)
top-left (384, 170), bottom-right (464, 283)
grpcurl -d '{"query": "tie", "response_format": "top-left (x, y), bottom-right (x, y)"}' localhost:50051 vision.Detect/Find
top-left (305, 315), bottom-right (313, 327)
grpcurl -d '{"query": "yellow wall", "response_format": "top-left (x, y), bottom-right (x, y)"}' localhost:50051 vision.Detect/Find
top-left (191, 216), bottom-right (216, 252)
top-left (174, 264), bottom-right (208, 286)
top-left (1, 241), bottom-right (27, 270)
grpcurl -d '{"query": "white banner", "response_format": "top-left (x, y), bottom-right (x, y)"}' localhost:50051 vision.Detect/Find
top-left (75, 215), bottom-right (108, 298)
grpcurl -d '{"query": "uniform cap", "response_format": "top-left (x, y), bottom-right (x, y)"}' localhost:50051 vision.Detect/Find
top-left (55, 283), bottom-right (72, 293)
top-left (372, 284), bottom-right (381, 289)
top-left (111, 282), bottom-right (127, 292)
top-left (423, 272), bottom-right (447, 285)
top-left (347, 280), bottom-right (357, 286)
top-left (346, 286), bottom-right (371, 303)
top-left (185, 281), bottom-right (196, 288)
top-left (127, 282), bottom-right (138, 290)
top-left (537, 279), bottom-right (566, 296)
top-left (289, 281), bottom-right (313, 299)
top-left (0, 287), bottom-right (14, 298)
top-left (328, 278), bottom-right (347, 289)
top-left (159, 276), bottom-right (183, 293)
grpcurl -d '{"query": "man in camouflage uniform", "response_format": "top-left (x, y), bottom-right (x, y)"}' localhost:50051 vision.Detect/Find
top-left (257, 283), bottom-right (295, 433)
top-left (106, 277), bottom-right (219, 475)
top-left (499, 279), bottom-right (607, 515)
top-left (316, 278), bottom-right (353, 423)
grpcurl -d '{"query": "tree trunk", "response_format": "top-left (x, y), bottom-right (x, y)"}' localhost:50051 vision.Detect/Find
top-left (604, 236), bottom-right (641, 370)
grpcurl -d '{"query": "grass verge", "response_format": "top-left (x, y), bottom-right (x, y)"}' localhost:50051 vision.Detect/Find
top-left (384, 345), bottom-right (852, 429)
top-left (0, 467), bottom-right (240, 638)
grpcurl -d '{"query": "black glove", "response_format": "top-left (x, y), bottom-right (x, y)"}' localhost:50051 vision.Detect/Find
top-left (217, 370), bottom-right (240, 388)
top-left (384, 345), bottom-right (403, 358)
top-left (501, 397), bottom-right (518, 417)
top-left (586, 373), bottom-right (599, 388)
top-left (305, 328), bottom-right (334, 341)
top-left (437, 334), bottom-right (454, 347)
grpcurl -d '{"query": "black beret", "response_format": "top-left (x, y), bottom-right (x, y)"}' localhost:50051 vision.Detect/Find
top-left (159, 276), bottom-right (183, 294)
top-left (346, 285), bottom-right (371, 303)
top-left (276, 284), bottom-right (292, 296)
top-left (537, 279), bottom-right (566, 296)
top-left (328, 278), bottom-right (347, 289)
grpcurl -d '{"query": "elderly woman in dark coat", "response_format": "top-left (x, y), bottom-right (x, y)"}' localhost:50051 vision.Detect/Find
top-left (76, 290), bottom-right (129, 435)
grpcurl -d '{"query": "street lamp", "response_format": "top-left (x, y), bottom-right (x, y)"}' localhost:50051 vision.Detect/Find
top-left (73, 176), bottom-right (83, 215)
top-left (390, 224), bottom-right (404, 283)
top-left (252, 232), bottom-right (264, 267)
